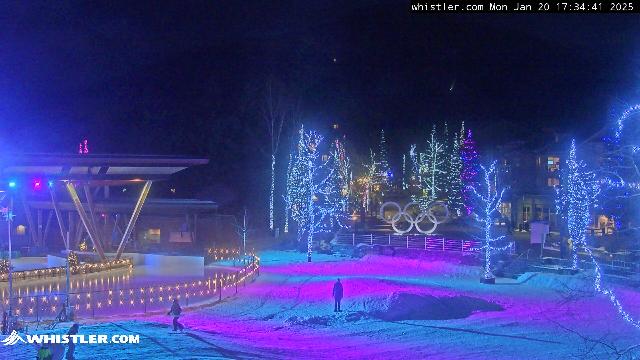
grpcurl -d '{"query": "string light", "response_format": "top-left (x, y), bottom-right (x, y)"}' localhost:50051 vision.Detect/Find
top-left (2, 256), bottom-right (260, 317)
top-left (415, 125), bottom-right (446, 206)
top-left (569, 114), bottom-right (640, 328)
top-left (287, 126), bottom-right (349, 261)
top-left (461, 128), bottom-right (479, 215)
top-left (555, 140), bottom-right (600, 269)
top-left (448, 131), bottom-right (464, 216)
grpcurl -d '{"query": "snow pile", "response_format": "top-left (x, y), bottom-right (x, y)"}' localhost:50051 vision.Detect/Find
top-left (362, 292), bottom-right (503, 321)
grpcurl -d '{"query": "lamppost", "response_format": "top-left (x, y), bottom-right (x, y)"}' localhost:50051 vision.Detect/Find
top-left (3, 192), bottom-right (15, 324)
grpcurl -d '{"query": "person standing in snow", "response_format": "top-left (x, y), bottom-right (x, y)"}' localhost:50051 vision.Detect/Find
top-left (332, 278), bottom-right (343, 312)
top-left (168, 299), bottom-right (184, 331)
top-left (65, 323), bottom-right (79, 360)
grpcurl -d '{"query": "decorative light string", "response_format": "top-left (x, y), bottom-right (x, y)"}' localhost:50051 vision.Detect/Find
top-left (557, 139), bottom-right (640, 328)
top-left (0, 258), bottom-right (131, 282)
top-left (2, 256), bottom-right (259, 318)
top-left (287, 125), bottom-right (349, 261)
top-left (469, 161), bottom-right (510, 279)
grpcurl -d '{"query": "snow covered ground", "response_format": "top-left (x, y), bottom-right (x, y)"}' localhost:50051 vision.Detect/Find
top-left (2, 250), bottom-right (639, 359)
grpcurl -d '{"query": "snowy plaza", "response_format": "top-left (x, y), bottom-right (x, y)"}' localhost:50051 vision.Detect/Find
top-left (1, 250), bottom-right (639, 359)
top-left (2, 4), bottom-right (640, 360)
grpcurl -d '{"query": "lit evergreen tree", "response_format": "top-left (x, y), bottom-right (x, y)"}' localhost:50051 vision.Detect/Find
top-left (448, 131), bottom-right (464, 216)
top-left (441, 122), bottom-right (452, 198)
top-left (378, 129), bottom-right (390, 184)
top-left (461, 129), bottom-right (479, 215)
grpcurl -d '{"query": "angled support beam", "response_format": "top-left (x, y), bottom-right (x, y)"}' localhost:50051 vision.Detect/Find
top-left (65, 182), bottom-right (106, 260)
top-left (84, 184), bottom-right (105, 251)
top-left (50, 187), bottom-right (68, 250)
top-left (20, 193), bottom-right (39, 246)
top-left (37, 209), bottom-right (43, 246)
top-left (43, 211), bottom-right (53, 247)
top-left (115, 181), bottom-right (152, 260)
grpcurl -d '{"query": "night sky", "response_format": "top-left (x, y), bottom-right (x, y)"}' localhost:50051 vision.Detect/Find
top-left (0, 2), bottom-right (639, 219)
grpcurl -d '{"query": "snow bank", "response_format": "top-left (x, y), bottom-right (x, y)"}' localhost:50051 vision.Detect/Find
top-left (363, 292), bottom-right (503, 321)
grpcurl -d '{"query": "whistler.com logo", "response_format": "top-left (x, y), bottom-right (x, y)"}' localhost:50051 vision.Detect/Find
top-left (1, 330), bottom-right (139, 346)
top-left (1, 331), bottom-right (26, 346)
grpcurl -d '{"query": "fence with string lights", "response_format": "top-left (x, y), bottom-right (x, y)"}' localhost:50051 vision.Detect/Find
top-left (205, 247), bottom-right (242, 263)
top-left (0, 258), bottom-right (132, 282)
top-left (1, 254), bottom-right (260, 325)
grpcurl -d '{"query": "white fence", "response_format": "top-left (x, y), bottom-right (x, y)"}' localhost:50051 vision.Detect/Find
top-left (336, 233), bottom-right (483, 253)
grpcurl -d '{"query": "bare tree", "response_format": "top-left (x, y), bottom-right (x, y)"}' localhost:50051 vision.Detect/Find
top-left (234, 207), bottom-right (252, 253)
top-left (263, 78), bottom-right (297, 232)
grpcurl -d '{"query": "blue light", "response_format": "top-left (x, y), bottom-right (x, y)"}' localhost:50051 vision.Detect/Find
top-left (8, 181), bottom-right (16, 189)
top-left (48, 180), bottom-right (54, 188)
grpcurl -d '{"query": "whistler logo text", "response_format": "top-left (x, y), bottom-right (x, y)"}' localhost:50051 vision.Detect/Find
top-left (2, 330), bottom-right (139, 346)
top-left (1, 331), bottom-right (26, 346)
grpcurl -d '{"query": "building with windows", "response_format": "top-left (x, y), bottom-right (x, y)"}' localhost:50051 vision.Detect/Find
top-left (497, 132), bottom-right (614, 236)
top-left (0, 153), bottom-right (235, 258)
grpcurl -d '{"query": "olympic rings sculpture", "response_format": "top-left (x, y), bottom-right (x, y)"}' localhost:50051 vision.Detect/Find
top-left (379, 201), bottom-right (449, 235)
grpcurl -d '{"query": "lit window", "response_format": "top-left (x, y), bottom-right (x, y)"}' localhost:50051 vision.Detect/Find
top-left (322, 154), bottom-right (330, 162)
top-left (547, 156), bottom-right (560, 172)
top-left (332, 123), bottom-right (339, 129)
top-left (15, 225), bottom-right (26, 235)
top-left (547, 177), bottom-right (560, 187)
top-left (145, 229), bottom-right (161, 243)
top-left (522, 206), bottom-right (531, 222)
top-left (500, 202), bottom-right (511, 218)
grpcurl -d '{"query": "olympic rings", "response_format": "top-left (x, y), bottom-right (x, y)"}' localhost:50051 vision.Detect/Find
top-left (379, 201), bottom-right (449, 235)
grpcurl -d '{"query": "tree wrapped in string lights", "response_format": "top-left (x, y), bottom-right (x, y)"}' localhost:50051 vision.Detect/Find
top-left (283, 153), bottom-right (294, 233)
top-left (411, 125), bottom-right (446, 208)
top-left (419, 125), bottom-right (446, 205)
top-left (573, 105), bottom-right (640, 330)
top-left (555, 139), bottom-right (600, 269)
top-left (469, 161), bottom-right (510, 283)
top-left (461, 129), bottom-right (479, 215)
top-left (557, 137), bottom-right (640, 329)
top-left (330, 139), bottom-right (351, 214)
top-left (357, 150), bottom-right (383, 213)
top-left (286, 126), bottom-right (348, 262)
top-left (448, 131), bottom-right (464, 216)
top-left (286, 126), bottom-right (311, 242)
top-left (600, 104), bottom-right (640, 234)
top-left (378, 130), bottom-right (391, 184)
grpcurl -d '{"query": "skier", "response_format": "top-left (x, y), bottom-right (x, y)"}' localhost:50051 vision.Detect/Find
top-left (332, 278), bottom-right (343, 312)
top-left (167, 299), bottom-right (184, 331)
top-left (65, 324), bottom-right (79, 360)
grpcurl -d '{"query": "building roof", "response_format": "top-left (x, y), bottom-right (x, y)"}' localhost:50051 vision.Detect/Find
top-left (0, 153), bottom-right (209, 183)
top-left (26, 198), bottom-right (218, 214)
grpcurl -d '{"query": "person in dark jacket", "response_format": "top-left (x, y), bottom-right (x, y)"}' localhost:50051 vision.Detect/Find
top-left (167, 299), bottom-right (184, 331)
top-left (65, 323), bottom-right (79, 360)
top-left (332, 278), bottom-right (343, 312)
